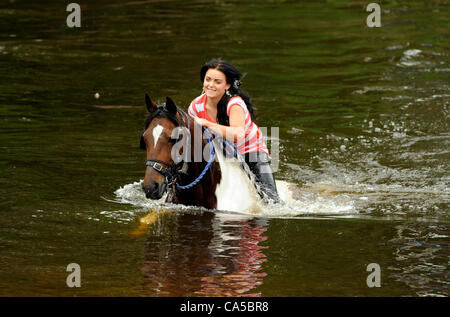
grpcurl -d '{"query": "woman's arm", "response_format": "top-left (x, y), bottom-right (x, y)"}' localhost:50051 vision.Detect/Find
top-left (191, 105), bottom-right (246, 143)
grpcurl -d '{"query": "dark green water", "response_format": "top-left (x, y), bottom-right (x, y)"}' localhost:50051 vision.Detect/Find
top-left (0, 0), bottom-right (448, 296)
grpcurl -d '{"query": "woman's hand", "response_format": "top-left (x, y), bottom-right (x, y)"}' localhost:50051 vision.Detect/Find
top-left (189, 114), bottom-right (207, 127)
top-left (188, 112), bottom-right (244, 143)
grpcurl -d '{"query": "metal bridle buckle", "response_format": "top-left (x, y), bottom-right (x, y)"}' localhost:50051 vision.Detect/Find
top-left (152, 162), bottom-right (163, 172)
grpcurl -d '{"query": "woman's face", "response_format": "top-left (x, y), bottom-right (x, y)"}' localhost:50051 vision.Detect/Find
top-left (203, 68), bottom-right (231, 101)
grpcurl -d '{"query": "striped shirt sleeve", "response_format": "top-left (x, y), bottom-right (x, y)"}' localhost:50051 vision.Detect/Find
top-left (226, 97), bottom-right (248, 116)
top-left (188, 101), bottom-right (197, 117)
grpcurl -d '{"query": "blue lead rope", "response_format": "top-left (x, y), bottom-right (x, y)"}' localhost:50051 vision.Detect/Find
top-left (175, 129), bottom-right (216, 191)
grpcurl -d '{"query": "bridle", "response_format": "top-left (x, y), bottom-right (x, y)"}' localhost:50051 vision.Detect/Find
top-left (145, 158), bottom-right (181, 187)
top-left (142, 106), bottom-right (191, 188)
top-left (145, 128), bottom-right (216, 191)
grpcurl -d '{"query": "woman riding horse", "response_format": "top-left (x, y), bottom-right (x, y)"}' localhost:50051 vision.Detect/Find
top-left (188, 58), bottom-right (279, 203)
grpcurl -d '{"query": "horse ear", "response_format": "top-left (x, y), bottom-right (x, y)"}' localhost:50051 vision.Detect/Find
top-left (145, 93), bottom-right (157, 113)
top-left (165, 97), bottom-right (177, 114)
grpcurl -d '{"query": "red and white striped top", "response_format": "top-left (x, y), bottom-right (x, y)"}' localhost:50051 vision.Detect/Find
top-left (188, 94), bottom-right (269, 155)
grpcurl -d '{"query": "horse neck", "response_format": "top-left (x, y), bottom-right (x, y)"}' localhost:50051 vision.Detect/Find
top-left (187, 121), bottom-right (216, 177)
top-left (193, 123), bottom-right (219, 168)
top-left (169, 120), bottom-right (219, 208)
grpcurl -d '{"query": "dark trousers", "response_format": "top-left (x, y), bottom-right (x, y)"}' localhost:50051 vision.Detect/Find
top-left (244, 152), bottom-right (280, 203)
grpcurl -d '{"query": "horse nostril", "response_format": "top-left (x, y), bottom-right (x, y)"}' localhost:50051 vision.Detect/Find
top-left (150, 182), bottom-right (158, 193)
top-left (143, 182), bottom-right (163, 199)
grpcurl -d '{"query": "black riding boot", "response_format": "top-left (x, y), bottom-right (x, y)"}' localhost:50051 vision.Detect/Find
top-left (244, 152), bottom-right (280, 203)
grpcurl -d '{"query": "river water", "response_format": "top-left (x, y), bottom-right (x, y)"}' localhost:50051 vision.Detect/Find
top-left (0, 0), bottom-right (448, 296)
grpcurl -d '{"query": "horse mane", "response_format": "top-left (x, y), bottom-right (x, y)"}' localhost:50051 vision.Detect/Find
top-left (143, 104), bottom-right (181, 131)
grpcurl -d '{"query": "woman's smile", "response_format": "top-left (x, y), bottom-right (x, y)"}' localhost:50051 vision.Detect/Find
top-left (203, 68), bottom-right (230, 100)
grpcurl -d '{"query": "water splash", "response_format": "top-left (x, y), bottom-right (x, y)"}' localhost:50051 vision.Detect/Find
top-left (109, 179), bottom-right (356, 219)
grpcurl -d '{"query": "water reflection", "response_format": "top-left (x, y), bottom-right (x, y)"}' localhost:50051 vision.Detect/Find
top-left (141, 211), bottom-right (268, 296)
top-left (387, 222), bottom-right (448, 297)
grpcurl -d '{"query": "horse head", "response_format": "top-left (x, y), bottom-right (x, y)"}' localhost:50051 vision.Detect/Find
top-left (140, 93), bottom-right (188, 199)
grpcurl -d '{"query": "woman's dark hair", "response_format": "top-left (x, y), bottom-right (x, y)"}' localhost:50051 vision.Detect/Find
top-left (200, 58), bottom-right (255, 126)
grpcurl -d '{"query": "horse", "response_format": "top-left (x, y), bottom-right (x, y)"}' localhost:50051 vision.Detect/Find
top-left (139, 93), bottom-right (265, 213)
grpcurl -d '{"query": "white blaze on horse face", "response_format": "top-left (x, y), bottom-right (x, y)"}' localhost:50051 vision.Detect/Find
top-left (152, 124), bottom-right (164, 148)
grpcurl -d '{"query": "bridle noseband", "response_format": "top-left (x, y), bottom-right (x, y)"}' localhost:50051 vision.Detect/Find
top-left (145, 158), bottom-right (180, 186)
